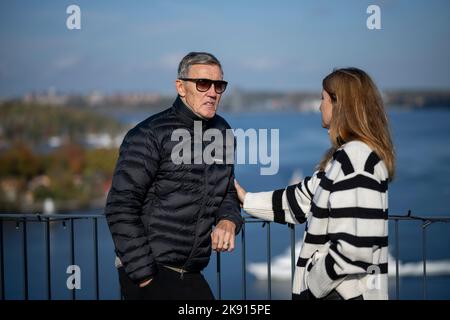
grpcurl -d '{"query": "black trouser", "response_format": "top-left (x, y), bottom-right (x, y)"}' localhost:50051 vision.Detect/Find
top-left (293, 289), bottom-right (364, 300)
top-left (118, 265), bottom-right (215, 300)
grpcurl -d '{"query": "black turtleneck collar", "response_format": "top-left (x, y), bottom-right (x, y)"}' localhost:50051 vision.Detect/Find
top-left (173, 95), bottom-right (215, 125)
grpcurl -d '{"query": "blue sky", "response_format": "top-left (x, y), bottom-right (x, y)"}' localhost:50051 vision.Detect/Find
top-left (0, 0), bottom-right (449, 97)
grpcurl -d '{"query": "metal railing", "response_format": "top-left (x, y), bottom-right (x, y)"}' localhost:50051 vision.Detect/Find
top-left (0, 212), bottom-right (449, 300)
top-left (389, 210), bottom-right (450, 300)
top-left (0, 213), bottom-right (102, 300)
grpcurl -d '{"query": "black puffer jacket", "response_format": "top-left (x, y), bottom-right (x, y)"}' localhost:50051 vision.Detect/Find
top-left (105, 96), bottom-right (243, 284)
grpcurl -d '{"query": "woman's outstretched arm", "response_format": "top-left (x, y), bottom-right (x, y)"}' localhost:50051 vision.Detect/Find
top-left (235, 171), bottom-right (324, 224)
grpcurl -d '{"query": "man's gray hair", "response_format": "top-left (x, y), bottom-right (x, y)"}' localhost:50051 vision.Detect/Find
top-left (177, 52), bottom-right (223, 78)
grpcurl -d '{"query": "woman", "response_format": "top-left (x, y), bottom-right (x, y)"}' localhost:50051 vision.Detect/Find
top-left (235, 68), bottom-right (395, 300)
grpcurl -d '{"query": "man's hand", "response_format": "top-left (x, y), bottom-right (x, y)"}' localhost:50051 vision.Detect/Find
top-left (139, 278), bottom-right (153, 288)
top-left (211, 220), bottom-right (236, 252)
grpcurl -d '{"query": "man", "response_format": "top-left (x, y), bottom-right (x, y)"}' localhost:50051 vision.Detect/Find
top-left (105, 52), bottom-right (243, 300)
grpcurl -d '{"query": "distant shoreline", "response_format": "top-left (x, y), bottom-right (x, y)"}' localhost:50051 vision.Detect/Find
top-left (2, 89), bottom-right (450, 114)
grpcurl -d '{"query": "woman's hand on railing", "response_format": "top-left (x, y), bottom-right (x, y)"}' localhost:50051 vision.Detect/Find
top-left (234, 179), bottom-right (247, 207)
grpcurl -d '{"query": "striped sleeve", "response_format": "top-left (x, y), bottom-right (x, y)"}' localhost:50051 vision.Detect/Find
top-left (243, 171), bottom-right (323, 224)
top-left (104, 127), bottom-right (159, 284)
top-left (306, 166), bottom-right (388, 298)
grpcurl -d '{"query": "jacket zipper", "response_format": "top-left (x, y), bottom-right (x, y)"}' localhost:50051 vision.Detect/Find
top-left (180, 133), bottom-right (209, 279)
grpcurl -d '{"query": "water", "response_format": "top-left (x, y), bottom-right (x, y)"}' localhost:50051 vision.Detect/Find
top-left (1, 108), bottom-right (450, 300)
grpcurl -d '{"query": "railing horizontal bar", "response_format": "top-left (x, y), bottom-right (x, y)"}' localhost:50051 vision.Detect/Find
top-left (0, 213), bottom-right (105, 219)
top-left (0, 215), bottom-right (105, 223)
top-left (389, 215), bottom-right (450, 222)
top-left (242, 221), bottom-right (268, 224)
top-left (1, 213), bottom-right (448, 222)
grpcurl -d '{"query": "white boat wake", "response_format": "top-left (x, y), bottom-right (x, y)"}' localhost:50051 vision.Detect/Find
top-left (247, 240), bottom-right (450, 280)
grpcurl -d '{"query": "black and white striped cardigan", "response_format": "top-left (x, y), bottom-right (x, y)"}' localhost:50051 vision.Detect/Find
top-left (243, 140), bottom-right (389, 300)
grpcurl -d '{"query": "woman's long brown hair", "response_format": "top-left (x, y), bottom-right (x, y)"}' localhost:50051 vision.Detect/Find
top-left (317, 68), bottom-right (395, 180)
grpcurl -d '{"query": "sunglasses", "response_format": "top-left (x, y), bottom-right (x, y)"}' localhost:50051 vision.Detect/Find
top-left (179, 78), bottom-right (228, 94)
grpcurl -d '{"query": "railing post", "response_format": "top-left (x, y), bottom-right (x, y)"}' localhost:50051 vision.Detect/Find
top-left (289, 223), bottom-right (295, 290)
top-left (216, 252), bottom-right (221, 300)
top-left (46, 218), bottom-right (52, 300)
top-left (94, 218), bottom-right (99, 300)
top-left (0, 220), bottom-right (4, 300)
top-left (422, 220), bottom-right (431, 300)
top-left (23, 220), bottom-right (28, 300)
top-left (395, 219), bottom-right (400, 300)
top-left (266, 222), bottom-right (271, 300)
top-left (70, 218), bottom-right (75, 300)
top-left (241, 222), bottom-right (246, 300)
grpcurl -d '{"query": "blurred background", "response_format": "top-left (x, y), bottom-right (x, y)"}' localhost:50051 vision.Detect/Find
top-left (0, 0), bottom-right (449, 300)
